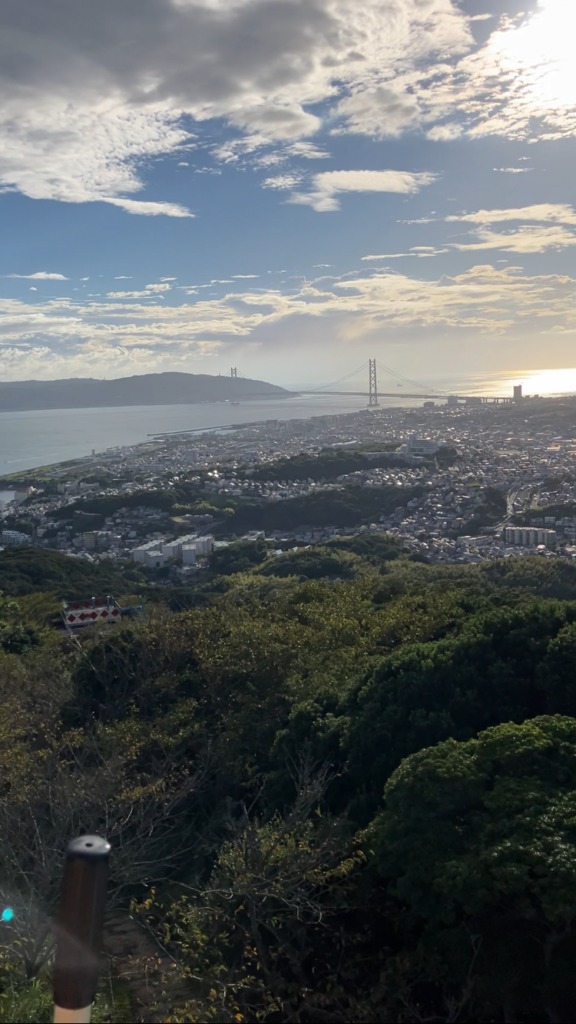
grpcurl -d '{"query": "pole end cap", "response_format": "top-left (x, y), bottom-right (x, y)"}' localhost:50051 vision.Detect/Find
top-left (66, 836), bottom-right (111, 861)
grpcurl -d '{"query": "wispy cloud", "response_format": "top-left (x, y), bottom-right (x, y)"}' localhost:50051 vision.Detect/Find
top-left (108, 281), bottom-right (173, 299)
top-left (0, 0), bottom-right (574, 227)
top-left (5, 262), bottom-right (576, 380)
top-left (104, 198), bottom-right (194, 218)
top-left (5, 272), bottom-right (68, 280)
top-left (289, 170), bottom-right (438, 212)
top-left (362, 247), bottom-right (448, 260)
top-left (0, 0), bottom-right (469, 215)
top-left (451, 225), bottom-right (576, 254)
top-left (261, 174), bottom-right (304, 191)
top-left (446, 204), bottom-right (576, 226)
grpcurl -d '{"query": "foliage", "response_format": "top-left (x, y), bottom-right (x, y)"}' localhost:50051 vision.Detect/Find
top-left (341, 598), bottom-right (576, 821)
top-left (326, 532), bottom-right (405, 562)
top-left (208, 540), bottom-right (270, 576)
top-left (219, 484), bottom-right (424, 535)
top-left (3, 555), bottom-right (576, 1020)
top-left (0, 548), bottom-right (143, 598)
top-left (0, 591), bottom-right (43, 654)
top-left (250, 446), bottom-right (403, 483)
top-left (0, 971), bottom-right (131, 1023)
top-left (371, 716), bottom-right (576, 1022)
top-left (258, 546), bottom-right (361, 580)
top-left (135, 772), bottom-right (367, 1023)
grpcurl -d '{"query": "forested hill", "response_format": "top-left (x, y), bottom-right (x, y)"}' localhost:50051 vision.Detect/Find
top-left (4, 547), bottom-right (576, 1021)
top-left (0, 371), bottom-right (293, 411)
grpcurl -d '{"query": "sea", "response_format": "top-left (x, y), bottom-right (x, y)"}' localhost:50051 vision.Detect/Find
top-left (0, 367), bottom-right (575, 476)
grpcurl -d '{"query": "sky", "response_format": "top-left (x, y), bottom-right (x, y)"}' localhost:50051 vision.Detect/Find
top-left (1, 0), bottom-right (576, 388)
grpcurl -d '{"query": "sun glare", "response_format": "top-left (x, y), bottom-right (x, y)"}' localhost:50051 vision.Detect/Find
top-left (502, 368), bottom-right (576, 396)
top-left (491, 0), bottom-right (576, 114)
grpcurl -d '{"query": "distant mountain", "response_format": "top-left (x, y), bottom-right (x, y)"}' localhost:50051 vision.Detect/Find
top-left (0, 372), bottom-right (295, 412)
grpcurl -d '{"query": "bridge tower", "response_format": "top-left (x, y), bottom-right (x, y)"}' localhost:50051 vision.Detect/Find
top-left (368, 359), bottom-right (379, 407)
top-left (230, 367), bottom-right (238, 378)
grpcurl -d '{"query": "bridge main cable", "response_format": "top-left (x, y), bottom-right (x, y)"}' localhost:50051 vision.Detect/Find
top-left (376, 360), bottom-right (446, 395)
top-left (299, 360), bottom-right (371, 393)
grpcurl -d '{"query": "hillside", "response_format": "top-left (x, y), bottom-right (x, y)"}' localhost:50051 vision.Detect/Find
top-left (4, 550), bottom-right (576, 1021)
top-left (0, 372), bottom-right (294, 411)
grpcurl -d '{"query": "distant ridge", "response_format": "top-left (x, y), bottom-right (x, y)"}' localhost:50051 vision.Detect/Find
top-left (0, 372), bottom-right (295, 412)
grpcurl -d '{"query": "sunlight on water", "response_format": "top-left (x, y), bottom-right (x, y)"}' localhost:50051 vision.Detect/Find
top-left (490, 368), bottom-right (576, 397)
top-left (412, 368), bottom-right (576, 398)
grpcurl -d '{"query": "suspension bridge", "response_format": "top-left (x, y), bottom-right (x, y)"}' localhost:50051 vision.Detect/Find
top-left (228, 361), bottom-right (515, 405)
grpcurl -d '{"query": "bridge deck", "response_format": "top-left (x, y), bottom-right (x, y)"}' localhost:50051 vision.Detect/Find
top-left (305, 391), bottom-right (514, 403)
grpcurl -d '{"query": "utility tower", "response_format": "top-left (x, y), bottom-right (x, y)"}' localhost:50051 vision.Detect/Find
top-left (368, 359), bottom-right (379, 407)
top-left (230, 367), bottom-right (238, 378)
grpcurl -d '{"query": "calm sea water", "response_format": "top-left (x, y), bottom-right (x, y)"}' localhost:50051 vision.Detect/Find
top-left (1, 368), bottom-right (575, 475)
top-left (0, 395), bottom-right (390, 474)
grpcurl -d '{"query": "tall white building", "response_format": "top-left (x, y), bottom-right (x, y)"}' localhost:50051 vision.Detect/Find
top-left (133, 540), bottom-right (166, 564)
top-left (504, 527), bottom-right (556, 548)
top-left (1, 530), bottom-right (31, 546)
top-left (182, 545), bottom-right (197, 565)
top-left (401, 434), bottom-right (440, 457)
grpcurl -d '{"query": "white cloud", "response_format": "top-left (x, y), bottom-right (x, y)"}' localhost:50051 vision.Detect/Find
top-left (451, 225), bottom-right (576, 254)
top-left (107, 290), bottom-right (159, 299)
top-left (362, 247), bottom-right (448, 260)
top-left (426, 123), bottom-right (462, 142)
top-left (434, 0), bottom-right (576, 141)
top-left (230, 105), bottom-right (322, 141)
top-left (334, 86), bottom-right (422, 138)
top-left (261, 174), bottom-right (304, 191)
top-left (290, 169), bottom-right (438, 212)
top-left (0, 0), bottom-right (472, 210)
top-left (0, 0), bottom-right (574, 222)
top-left (232, 275), bottom-right (260, 279)
top-left (104, 198), bottom-right (193, 217)
top-left (328, 2), bottom-right (576, 145)
top-left (494, 167), bottom-right (533, 174)
top-left (108, 281), bottom-right (173, 298)
top-left (5, 262), bottom-right (576, 380)
top-left (447, 204), bottom-right (576, 226)
top-left (286, 141), bottom-right (330, 160)
top-left (5, 272), bottom-right (68, 280)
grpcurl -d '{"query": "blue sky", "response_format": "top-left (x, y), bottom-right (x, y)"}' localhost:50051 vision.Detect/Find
top-left (1, 0), bottom-right (576, 387)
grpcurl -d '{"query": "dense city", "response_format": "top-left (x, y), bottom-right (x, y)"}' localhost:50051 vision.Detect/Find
top-left (2, 393), bottom-right (576, 576)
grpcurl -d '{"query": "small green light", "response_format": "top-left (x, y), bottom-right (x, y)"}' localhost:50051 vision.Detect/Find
top-left (1, 909), bottom-right (14, 923)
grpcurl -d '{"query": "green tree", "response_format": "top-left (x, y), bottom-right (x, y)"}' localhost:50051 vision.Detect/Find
top-left (342, 600), bottom-right (576, 822)
top-left (258, 547), bottom-right (360, 580)
top-left (371, 716), bottom-right (576, 1022)
top-left (208, 540), bottom-right (269, 576)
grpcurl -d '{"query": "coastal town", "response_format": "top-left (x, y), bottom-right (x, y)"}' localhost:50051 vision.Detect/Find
top-left (2, 394), bottom-right (576, 573)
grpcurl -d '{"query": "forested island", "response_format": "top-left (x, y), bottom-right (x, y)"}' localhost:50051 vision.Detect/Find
top-left (1, 539), bottom-right (576, 1022)
top-left (0, 372), bottom-right (293, 412)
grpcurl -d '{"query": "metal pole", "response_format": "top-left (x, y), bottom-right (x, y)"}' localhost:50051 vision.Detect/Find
top-left (53, 836), bottom-right (111, 1024)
